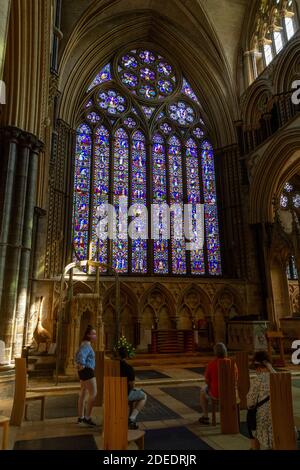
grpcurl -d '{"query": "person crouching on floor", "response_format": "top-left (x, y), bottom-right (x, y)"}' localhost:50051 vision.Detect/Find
top-left (198, 342), bottom-right (239, 425)
top-left (118, 346), bottom-right (147, 429)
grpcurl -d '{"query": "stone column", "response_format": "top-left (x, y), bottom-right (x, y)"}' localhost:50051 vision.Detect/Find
top-left (0, 0), bottom-right (11, 104)
top-left (243, 51), bottom-right (256, 88)
top-left (0, 127), bottom-right (42, 363)
top-left (215, 144), bottom-right (247, 278)
top-left (0, 132), bottom-right (30, 362)
top-left (251, 223), bottom-right (270, 320)
top-left (0, 127), bottom-right (19, 303)
top-left (12, 137), bottom-right (42, 357)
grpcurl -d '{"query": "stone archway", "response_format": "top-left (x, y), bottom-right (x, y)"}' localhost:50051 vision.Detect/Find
top-left (212, 287), bottom-right (244, 344)
top-left (138, 305), bottom-right (155, 352)
top-left (140, 284), bottom-right (175, 330)
top-left (177, 305), bottom-right (193, 330)
top-left (102, 283), bottom-right (138, 351)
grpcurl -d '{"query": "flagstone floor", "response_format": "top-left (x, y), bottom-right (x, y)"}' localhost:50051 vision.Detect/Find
top-left (1, 362), bottom-right (300, 451)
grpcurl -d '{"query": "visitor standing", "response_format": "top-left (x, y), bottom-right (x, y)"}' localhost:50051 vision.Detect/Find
top-left (75, 325), bottom-right (98, 426)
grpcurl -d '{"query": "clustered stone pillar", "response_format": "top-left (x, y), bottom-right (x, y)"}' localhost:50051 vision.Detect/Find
top-left (293, 219), bottom-right (300, 314)
top-left (0, 126), bottom-right (42, 364)
top-left (215, 145), bottom-right (247, 279)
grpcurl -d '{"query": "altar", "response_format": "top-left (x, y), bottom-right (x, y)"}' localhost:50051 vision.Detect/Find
top-left (227, 320), bottom-right (269, 352)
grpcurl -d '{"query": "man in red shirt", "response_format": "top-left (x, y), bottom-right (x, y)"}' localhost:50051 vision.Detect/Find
top-left (198, 343), bottom-right (238, 424)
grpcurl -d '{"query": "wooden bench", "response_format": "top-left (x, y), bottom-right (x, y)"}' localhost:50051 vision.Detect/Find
top-left (0, 416), bottom-right (9, 450)
top-left (103, 375), bottom-right (128, 450)
top-left (104, 358), bottom-right (120, 377)
top-left (128, 429), bottom-right (145, 450)
top-left (235, 351), bottom-right (250, 410)
top-left (102, 360), bottom-right (145, 450)
top-left (94, 351), bottom-right (105, 406)
top-left (266, 331), bottom-right (285, 366)
top-left (218, 359), bottom-right (239, 434)
top-left (10, 358), bottom-right (46, 426)
top-left (270, 372), bottom-right (297, 450)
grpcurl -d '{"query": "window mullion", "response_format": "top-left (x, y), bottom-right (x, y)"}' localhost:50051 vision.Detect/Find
top-left (108, 126), bottom-right (114, 271)
top-left (147, 137), bottom-right (154, 276)
top-left (181, 138), bottom-right (191, 275)
top-left (165, 138), bottom-right (172, 275)
top-left (88, 129), bottom-right (96, 272)
top-left (128, 134), bottom-right (132, 274)
top-left (198, 142), bottom-right (208, 275)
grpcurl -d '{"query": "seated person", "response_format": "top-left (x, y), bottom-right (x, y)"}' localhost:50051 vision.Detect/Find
top-left (247, 351), bottom-right (275, 450)
top-left (198, 342), bottom-right (239, 424)
top-left (118, 346), bottom-right (147, 430)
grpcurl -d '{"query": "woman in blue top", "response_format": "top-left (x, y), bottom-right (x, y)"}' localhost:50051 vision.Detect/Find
top-left (75, 325), bottom-right (97, 426)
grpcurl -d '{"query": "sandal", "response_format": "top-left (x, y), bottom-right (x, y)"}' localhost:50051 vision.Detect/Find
top-left (198, 416), bottom-right (210, 425)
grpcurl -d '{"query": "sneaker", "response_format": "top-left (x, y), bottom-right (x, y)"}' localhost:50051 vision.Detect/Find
top-left (198, 416), bottom-right (210, 425)
top-left (128, 419), bottom-right (139, 430)
top-left (83, 417), bottom-right (97, 427)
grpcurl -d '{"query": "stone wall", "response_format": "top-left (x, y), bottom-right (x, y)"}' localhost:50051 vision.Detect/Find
top-left (29, 277), bottom-right (263, 352)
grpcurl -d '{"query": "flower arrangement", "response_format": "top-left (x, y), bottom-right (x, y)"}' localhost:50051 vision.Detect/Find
top-left (114, 335), bottom-right (136, 358)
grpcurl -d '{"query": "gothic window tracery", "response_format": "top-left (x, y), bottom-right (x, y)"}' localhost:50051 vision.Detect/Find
top-left (72, 48), bottom-right (222, 276)
top-left (287, 255), bottom-right (298, 279)
top-left (280, 180), bottom-right (299, 281)
top-left (249, 0), bottom-right (298, 80)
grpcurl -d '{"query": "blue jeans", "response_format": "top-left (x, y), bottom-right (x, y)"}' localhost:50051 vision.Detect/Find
top-left (128, 388), bottom-right (146, 402)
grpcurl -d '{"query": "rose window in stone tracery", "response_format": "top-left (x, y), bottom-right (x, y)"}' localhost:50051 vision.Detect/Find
top-left (72, 47), bottom-right (222, 276)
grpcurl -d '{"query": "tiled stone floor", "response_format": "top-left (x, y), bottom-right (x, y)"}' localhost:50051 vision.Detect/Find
top-left (1, 362), bottom-right (300, 451)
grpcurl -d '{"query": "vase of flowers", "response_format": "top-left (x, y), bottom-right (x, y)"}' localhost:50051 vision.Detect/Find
top-left (114, 335), bottom-right (136, 358)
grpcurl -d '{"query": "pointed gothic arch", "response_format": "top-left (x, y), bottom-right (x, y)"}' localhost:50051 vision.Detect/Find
top-left (72, 47), bottom-right (222, 277)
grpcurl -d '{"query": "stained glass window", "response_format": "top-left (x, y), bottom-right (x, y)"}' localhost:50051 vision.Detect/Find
top-left (280, 180), bottom-right (300, 210)
top-left (118, 48), bottom-right (176, 101)
top-left (185, 138), bottom-right (205, 275)
top-left (142, 106), bottom-right (155, 119)
top-left (202, 140), bottom-right (221, 275)
top-left (169, 101), bottom-right (195, 126)
top-left (92, 126), bottom-right (110, 270)
top-left (152, 134), bottom-right (169, 274)
top-left (287, 256), bottom-right (298, 280)
top-left (113, 128), bottom-right (129, 273)
top-left (97, 90), bottom-right (126, 115)
top-left (182, 78), bottom-right (200, 105)
top-left (168, 136), bottom-right (186, 274)
top-left (86, 112), bottom-right (101, 123)
top-left (73, 124), bottom-right (92, 261)
top-left (131, 131), bottom-right (147, 273)
top-left (87, 64), bottom-right (111, 92)
top-left (73, 48), bottom-right (222, 276)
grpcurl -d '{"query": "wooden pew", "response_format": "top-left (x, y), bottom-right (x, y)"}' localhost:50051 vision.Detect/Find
top-left (235, 351), bottom-right (250, 410)
top-left (10, 358), bottom-right (46, 426)
top-left (266, 331), bottom-right (285, 367)
top-left (104, 358), bottom-right (120, 377)
top-left (218, 359), bottom-right (239, 434)
top-left (94, 351), bottom-right (105, 406)
top-left (0, 416), bottom-right (9, 449)
top-left (103, 376), bottom-right (128, 450)
top-left (270, 372), bottom-right (297, 450)
top-left (94, 353), bottom-right (119, 407)
top-left (102, 359), bottom-right (145, 450)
